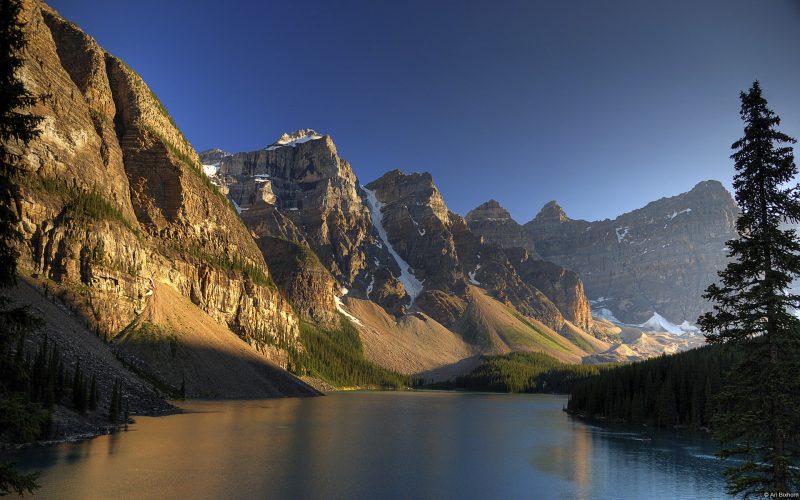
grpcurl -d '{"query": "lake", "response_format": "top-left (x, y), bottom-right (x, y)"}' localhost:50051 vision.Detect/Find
top-left (6, 392), bottom-right (727, 499)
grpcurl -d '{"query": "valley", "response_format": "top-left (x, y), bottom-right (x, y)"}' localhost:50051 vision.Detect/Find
top-left (4, 0), bottom-right (799, 497)
top-left (2, 1), bottom-right (739, 422)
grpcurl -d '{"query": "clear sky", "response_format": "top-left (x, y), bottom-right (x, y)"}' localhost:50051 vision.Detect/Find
top-left (47, 0), bottom-right (800, 222)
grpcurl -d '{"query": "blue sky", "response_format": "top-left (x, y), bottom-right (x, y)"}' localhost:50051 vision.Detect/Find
top-left (48, 0), bottom-right (800, 221)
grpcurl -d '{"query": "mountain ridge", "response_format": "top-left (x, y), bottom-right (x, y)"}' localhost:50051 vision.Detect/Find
top-left (11, 0), bottom-right (726, 404)
top-left (467, 179), bottom-right (737, 325)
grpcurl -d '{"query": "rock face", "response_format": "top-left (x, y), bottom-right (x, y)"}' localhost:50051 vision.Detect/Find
top-left (524, 180), bottom-right (738, 324)
top-left (199, 132), bottom-right (410, 317)
top-left (202, 133), bottom-right (374, 284)
top-left (503, 248), bottom-right (592, 331)
top-left (466, 200), bottom-right (537, 255)
top-left (10, 1), bottom-right (308, 395)
top-left (363, 170), bottom-right (593, 336)
top-left (255, 237), bottom-right (338, 327)
top-left (365, 170), bottom-right (462, 294)
top-left (206, 133), bottom-right (597, 348)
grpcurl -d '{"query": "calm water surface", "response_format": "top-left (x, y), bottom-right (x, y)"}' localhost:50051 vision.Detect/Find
top-left (7, 392), bottom-right (727, 499)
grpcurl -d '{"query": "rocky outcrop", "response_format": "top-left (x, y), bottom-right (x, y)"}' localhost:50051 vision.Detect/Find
top-left (255, 237), bottom-right (338, 327)
top-left (525, 180), bottom-right (738, 324)
top-left (10, 1), bottom-right (306, 394)
top-left (503, 248), bottom-right (591, 331)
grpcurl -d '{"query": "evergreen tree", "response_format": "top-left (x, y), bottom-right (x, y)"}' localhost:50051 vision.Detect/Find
top-left (699, 81), bottom-right (800, 496)
top-left (108, 380), bottom-right (121, 424)
top-left (71, 362), bottom-right (87, 414)
top-left (0, 0), bottom-right (45, 495)
top-left (566, 345), bottom-right (734, 428)
top-left (88, 372), bottom-right (97, 411)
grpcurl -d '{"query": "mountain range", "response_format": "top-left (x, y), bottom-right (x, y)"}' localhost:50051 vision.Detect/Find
top-left (9, 0), bottom-right (736, 409)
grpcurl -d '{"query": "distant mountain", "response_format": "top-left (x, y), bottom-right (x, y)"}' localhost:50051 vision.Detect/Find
top-left (466, 200), bottom-right (538, 255)
top-left (203, 130), bottom-right (717, 374)
top-left (470, 181), bottom-right (738, 327)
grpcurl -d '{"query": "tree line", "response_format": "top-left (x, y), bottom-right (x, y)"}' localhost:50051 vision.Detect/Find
top-left (566, 345), bottom-right (732, 429)
top-left (424, 351), bottom-right (606, 393)
top-left (5, 335), bottom-right (128, 430)
top-left (289, 314), bottom-right (410, 389)
top-left (568, 81), bottom-right (800, 496)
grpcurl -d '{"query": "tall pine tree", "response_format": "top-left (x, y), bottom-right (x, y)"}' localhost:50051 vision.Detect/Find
top-left (0, 0), bottom-right (45, 495)
top-left (699, 81), bottom-right (800, 496)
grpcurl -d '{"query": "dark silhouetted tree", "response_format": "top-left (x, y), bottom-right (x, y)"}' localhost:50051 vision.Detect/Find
top-left (699, 81), bottom-right (800, 496)
top-left (0, 0), bottom-right (46, 495)
top-left (71, 363), bottom-right (87, 413)
top-left (89, 373), bottom-right (97, 411)
top-left (108, 380), bottom-right (123, 424)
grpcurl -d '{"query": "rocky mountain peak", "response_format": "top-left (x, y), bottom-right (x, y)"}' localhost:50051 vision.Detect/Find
top-left (465, 200), bottom-right (514, 223)
top-left (691, 179), bottom-right (726, 192)
top-left (535, 201), bottom-right (569, 222)
top-left (268, 129), bottom-right (324, 149)
top-left (465, 199), bottom-right (537, 255)
top-left (376, 169), bottom-right (435, 188)
top-left (687, 179), bottom-right (735, 203)
top-left (366, 170), bottom-right (449, 224)
top-left (198, 148), bottom-right (229, 166)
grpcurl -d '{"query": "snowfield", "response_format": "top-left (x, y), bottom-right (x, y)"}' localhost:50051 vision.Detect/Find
top-left (362, 186), bottom-right (424, 301)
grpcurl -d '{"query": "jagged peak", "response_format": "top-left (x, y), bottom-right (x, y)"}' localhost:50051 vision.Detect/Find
top-left (199, 147), bottom-right (229, 156)
top-left (265, 129), bottom-right (324, 150)
top-left (479, 199), bottom-right (503, 210)
top-left (465, 199), bottom-right (515, 223)
top-left (535, 201), bottom-right (569, 222)
top-left (687, 179), bottom-right (728, 196)
top-left (367, 169), bottom-right (436, 190)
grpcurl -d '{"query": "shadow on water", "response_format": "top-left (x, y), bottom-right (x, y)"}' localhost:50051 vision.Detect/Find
top-left (532, 416), bottom-right (727, 499)
top-left (3, 392), bottom-right (727, 500)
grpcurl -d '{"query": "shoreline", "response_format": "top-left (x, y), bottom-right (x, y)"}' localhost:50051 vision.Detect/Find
top-left (563, 407), bottom-right (713, 435)
top-left (0, 406), bottom-right (184, 452)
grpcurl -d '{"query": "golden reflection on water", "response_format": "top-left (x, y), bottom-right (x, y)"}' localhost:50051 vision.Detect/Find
top-left (7, 393), bottom-right (725, 500)
top-left (530, 410), bottom-right (593, 499)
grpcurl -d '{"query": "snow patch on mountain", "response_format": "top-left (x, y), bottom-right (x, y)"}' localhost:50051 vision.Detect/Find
top-left (231, 199), bottom-right (246, 214)
top-left (468, 264), bottom-right (482, 285)
top-left (202, 164), bottom-right (219, 176)
top-left (668, 208), bottom-right (692, 220)
top-left (335, 288), bottom-right (363, 326)
top-left (366, 276), bottom-right (375, 298)
top-left (409, 216), bottom-right (426, 235)
top-left (362, 186), bottom-right (424, 301)
top-left (265, 129), bottom-right (323, 150)
top-left (592, 306), bottom-right (699, 336)
top-left (637, 312), bottom-right (684, 335)
top-left (592, 307), bottom-right (621, 324)
top-left (679, 320), bottom-right (700, 334)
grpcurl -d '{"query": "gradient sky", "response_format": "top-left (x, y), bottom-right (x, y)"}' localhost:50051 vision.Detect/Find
top-left (48, 0), bottom-right (800, 222)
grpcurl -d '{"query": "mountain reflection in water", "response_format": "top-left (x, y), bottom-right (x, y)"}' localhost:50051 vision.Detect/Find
top-left (6, 392), bottom-right (726, 499)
